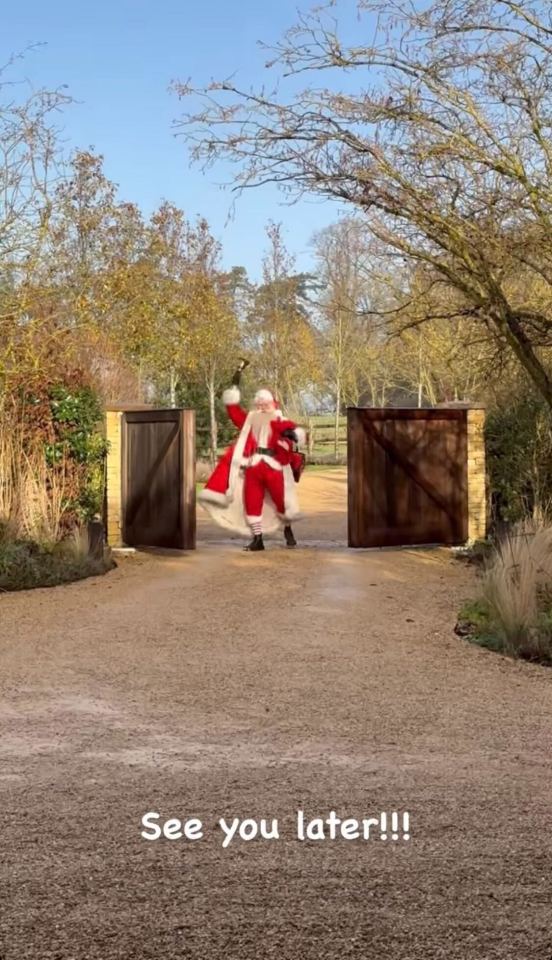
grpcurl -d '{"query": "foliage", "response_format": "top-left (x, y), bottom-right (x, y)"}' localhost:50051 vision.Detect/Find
top-left (455, 538), bottom-right (495, 568)
top-left (486, 394), bottom-right (552, 527)
top-left (48, 382), bottom-right (109, 522)
top-left (22, 377), bottom-right (108, 526)
top-left (0, 536), bottom-right (113, 592)
top-left (456, 599), bottom-right (504, 654)
top-left (0, 372), bottom-right (107, 551)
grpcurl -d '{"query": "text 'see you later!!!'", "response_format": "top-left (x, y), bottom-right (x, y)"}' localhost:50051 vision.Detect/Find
top-left (141, 811), bottom-right (411, 847)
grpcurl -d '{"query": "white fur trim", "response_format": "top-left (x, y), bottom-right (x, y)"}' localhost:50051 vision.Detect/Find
top-left (257, 421), bottom-right (270, 447)
top-left (248, 453), bottom-right (283, 470)
top-left (223, 386), bottom-right (240, 405)
top-left (295, 427), bottom-right (307, 447)
top-left (282, 464), bottom-right (302, 519)
top-left (198, 488), bottom-right (228, 506)
top-left (254, 388), bottom-right (274, 403)
top-left (246, 515), bottom-right (263, 524)
top-left (227, 411), bottom-right (254, 500)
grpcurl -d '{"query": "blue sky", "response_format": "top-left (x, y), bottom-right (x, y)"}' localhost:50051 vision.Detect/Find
top-left (1, 0), bottom-right (359, 280)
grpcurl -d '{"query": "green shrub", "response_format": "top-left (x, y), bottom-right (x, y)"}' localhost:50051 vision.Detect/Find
top-left (486, 396), bottom-right (552, 527)
top-left (0, 536), bottom-right (114, 592)
top-left (47, 383), bottom-right (109, 523)
top-left (455, 538), bottom-right (495, 568)
top-left (456, 599), bottom-right (505, 654)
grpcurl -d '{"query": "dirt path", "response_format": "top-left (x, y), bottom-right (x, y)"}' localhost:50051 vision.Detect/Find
top-left (1, 469), bottom-right (551, 959)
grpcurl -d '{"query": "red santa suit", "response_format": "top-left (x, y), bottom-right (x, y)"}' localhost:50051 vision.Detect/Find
top-left (198, 386), bottom-right (306, 537)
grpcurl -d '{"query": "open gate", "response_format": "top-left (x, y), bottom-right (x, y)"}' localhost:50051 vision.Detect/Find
top-left (347, 408), bottom-right (469, 548)
top-left (121, 409), bottom-right (196, 550)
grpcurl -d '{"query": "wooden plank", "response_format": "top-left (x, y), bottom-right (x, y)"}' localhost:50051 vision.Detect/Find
top-left (125, 409), bottom-right (182, 422)
top-left (180, 409), bottom-right (196, 550)
top-left (347, 409), bottom-right (363, 548)
top-left (346, 407), bottom-right (464, 421)
top-left (348, 408), bottom-right (385, 547)
top-left (105, 404), bottom-right (153, 413)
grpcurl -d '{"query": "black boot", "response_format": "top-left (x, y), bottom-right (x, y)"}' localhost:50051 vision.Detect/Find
top-left (244, 534), bottom-right (265, 551)
top-left (284, 524), bottom-right (297, 548)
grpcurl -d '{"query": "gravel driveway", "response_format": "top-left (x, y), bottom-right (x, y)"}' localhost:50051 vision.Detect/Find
top-left (1, 468), bottom-right (551, 959)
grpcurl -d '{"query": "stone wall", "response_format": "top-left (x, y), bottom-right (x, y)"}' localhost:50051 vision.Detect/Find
top-left (105, 410), bottom-right (124, 547)
top-left (466, 407), bottom-right (487, 542)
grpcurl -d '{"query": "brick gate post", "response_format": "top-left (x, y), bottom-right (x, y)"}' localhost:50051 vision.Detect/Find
top-left (466, 407), bottom-right (487, 542)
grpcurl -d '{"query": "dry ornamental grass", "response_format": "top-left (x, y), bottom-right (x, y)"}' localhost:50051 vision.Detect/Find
top-left (460, 521), bottom-right (552, 664)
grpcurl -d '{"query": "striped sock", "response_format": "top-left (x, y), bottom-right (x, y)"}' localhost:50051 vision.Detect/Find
top-left (251, 521), bottom-right (262, 536)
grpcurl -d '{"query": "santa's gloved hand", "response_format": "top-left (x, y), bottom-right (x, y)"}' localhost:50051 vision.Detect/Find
top-left (280, 427), bottom-right (298, 442)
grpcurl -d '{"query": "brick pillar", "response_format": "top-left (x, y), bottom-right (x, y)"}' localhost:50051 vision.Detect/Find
top-left (466, 407), bottom-right (486, 542)
top-left (105, 410), bottom-right (124, 547)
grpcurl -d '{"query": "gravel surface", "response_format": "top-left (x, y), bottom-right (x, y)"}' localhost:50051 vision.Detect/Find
top-left (1, 468), bottom-right (551, 959)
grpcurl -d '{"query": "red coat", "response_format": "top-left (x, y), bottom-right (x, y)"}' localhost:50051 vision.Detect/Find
top-left (224, 400), bottom-right (302, 470)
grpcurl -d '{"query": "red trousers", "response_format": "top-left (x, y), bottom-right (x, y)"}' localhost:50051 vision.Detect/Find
top-left (243, 460), bottom-right (285, 522)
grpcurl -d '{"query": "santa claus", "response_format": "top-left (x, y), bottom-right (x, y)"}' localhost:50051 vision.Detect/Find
top-left (198, 372), bottom-right (306, 551)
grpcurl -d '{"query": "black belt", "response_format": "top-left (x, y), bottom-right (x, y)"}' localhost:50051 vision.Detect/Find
top-left (256, 447), bottom-right (276, 456)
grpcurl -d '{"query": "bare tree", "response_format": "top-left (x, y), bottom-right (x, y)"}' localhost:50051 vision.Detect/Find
top-left (246, 222), bottom-right (319, 412)
top-left (175, 0), bottom-right (552, 407)
top-left (0, 54), bottom-right (70, 274)
top-left (312, 219), bottom-right (374, 451)
top-left (0, 55), bottom-right (73, 390)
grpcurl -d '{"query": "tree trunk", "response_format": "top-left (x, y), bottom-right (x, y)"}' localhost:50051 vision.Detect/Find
top-left (417, 336), bottom-right (424, 407)
top-left (334, 382), bottom-right (341, 461)
top-left (169, 368), bottom-right (177, 407)
top-left (208, 375), bottom-right (218, 467)
top-left (499, 311), bottom-right (552, 411)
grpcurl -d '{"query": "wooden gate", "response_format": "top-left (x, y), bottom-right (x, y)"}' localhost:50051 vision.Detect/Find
top-left (122, 409), bottom-right (196, 549)
top-left (348, 408), bottom-right (468, 548)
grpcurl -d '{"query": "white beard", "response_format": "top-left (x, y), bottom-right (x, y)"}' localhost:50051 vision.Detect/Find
top-left (250, 410), bottom-right (273, 444)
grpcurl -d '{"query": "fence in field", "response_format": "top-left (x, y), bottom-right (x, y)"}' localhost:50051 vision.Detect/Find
top-left (304, 415), bottom-right (347, 462)
top-left (196, 414), bottom-right (348, 466)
